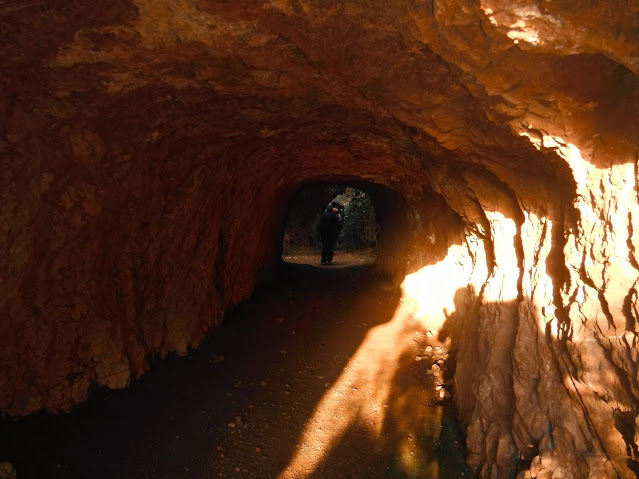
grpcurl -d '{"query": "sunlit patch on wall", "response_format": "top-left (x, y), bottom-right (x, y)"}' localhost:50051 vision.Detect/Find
top-left (507, 21), bottom-right (540, 45)
top-left (402, 244), bottom-right (480, 332)
top-left (480, 3), bottom-right (543, 45)
top-left (482, 211), bottom-right (520, 303)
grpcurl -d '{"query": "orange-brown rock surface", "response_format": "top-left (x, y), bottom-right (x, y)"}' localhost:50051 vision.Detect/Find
top-left (1, 1), bottom-right (638, 477)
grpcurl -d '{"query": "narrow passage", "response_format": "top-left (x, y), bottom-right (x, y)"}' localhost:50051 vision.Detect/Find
top-left (1, 252), bottom-right (471, 478)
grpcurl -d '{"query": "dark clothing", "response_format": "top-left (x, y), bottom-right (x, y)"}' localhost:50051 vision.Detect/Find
top-left (320, 239), bottom-right (335, 264)
top-left (317, 210), bottom-right (341, 264)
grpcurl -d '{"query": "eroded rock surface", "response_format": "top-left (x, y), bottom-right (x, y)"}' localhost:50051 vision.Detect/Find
top-left (1, 1), bottom-right (638, 477)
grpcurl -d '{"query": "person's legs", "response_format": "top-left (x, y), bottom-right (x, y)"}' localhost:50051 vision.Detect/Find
top-left (320, 240), bottom-right (329, 265)
top-left (327, 239), bottom-right (335, 263)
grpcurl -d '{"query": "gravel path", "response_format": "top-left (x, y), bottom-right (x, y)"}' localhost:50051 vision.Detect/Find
top-left (1, 252), bottom-right (472, 479)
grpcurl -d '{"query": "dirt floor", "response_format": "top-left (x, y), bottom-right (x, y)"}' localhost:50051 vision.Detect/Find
top-left (0, 250), bottom-right (473, 479)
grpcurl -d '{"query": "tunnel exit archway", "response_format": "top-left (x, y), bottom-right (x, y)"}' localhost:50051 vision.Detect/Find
top-left (280, 182), bottom-right (393, 268)
top-left (276, 179), bottom-right (416, 272)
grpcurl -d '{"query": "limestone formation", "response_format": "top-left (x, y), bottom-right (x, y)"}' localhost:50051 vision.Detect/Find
top-left (1, 0), bottom-right (638, 477)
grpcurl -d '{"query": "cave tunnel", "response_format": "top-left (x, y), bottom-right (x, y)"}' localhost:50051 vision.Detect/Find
top-left (1, 1), bottom-right (639, 478)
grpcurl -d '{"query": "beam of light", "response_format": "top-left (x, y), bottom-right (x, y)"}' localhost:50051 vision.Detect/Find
top-left (279, 244), bottom-right (485, 478)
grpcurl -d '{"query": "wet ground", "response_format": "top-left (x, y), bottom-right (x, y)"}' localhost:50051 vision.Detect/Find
top-left (1, 251), bottom-right (473, 479)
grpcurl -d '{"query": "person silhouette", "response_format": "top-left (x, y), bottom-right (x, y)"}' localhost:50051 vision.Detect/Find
top-left (316, 204), bottom-right (342, 265)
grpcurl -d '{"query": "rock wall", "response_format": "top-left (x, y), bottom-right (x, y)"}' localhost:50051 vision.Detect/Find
top-left (1, 0), bottom-right (638, 477)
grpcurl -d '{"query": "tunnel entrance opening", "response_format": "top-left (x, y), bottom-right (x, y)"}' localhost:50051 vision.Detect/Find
top-left (281, 182), bottom-right (383, 269)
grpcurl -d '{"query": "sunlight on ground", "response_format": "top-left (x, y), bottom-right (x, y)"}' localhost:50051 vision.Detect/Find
top-left (278, 303), bottom-right (423, 478)
top-left (279, 245), bottom-right (484, 478)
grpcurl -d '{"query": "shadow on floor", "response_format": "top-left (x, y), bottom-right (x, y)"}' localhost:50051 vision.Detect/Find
top-left (1, 254), bottom-right (472, 479)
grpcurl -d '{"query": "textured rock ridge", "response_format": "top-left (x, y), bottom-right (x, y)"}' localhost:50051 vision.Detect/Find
top-left (1, 1), bottom-right (638, 477)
